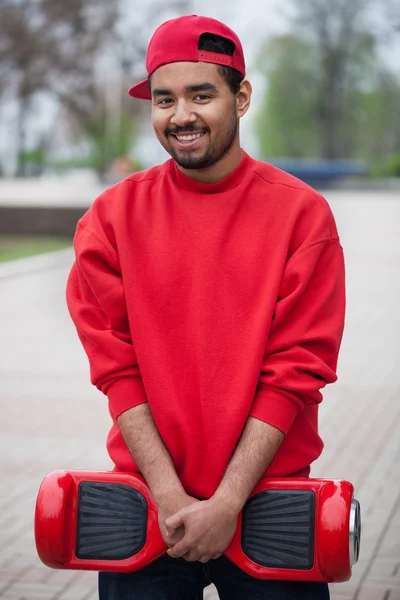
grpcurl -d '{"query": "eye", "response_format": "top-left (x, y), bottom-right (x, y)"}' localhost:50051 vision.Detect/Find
top-left (157, 98), bottom-right (173, 106)
top-left (194, 94), bottom-right (211, 101)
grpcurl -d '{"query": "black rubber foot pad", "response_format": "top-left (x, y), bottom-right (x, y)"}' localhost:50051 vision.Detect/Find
top-left (242, 490), bottom-right (315, 570)
top-left (76, 482), bottom-right (148, 560)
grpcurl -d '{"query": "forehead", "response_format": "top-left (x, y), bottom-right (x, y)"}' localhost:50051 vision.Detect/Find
top-left (150, 61), bottom-right (227, 93)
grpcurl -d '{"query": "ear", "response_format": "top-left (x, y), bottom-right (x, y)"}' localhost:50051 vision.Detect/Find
top-left (236, 80), bottom-right (252, 119)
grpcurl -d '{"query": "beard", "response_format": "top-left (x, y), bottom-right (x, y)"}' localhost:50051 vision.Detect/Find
top-left (164, 103), bottom-right (238, 170)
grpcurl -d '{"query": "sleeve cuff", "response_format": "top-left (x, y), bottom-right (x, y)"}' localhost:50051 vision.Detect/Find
top-left (249, 386), bottom-right (301, 434)
top-left (107, 377), bottom-right (148, 419)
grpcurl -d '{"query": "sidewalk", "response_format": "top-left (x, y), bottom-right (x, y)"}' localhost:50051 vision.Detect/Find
top-left (0, 190), bottom-right (399, 599)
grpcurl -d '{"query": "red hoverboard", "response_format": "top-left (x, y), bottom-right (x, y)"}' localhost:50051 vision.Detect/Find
top-left (35, 470), bottom-right (361, 582)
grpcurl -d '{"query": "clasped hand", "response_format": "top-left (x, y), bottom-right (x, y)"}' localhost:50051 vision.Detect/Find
top-left (164, 497), bottom-right (239, 563)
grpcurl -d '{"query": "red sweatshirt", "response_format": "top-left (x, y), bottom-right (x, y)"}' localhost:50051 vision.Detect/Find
top-left (66, 151), bottom-right (345, 499)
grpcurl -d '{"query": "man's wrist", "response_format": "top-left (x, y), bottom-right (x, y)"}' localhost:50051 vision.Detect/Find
top-left (117, 403), bottom-right (186, 508)
top-left (211, 486), bottom-right (245, 515)
top-left (152, 479), bottom-right (187, 507)
top-left (211, 417), bottom-right (285, 515)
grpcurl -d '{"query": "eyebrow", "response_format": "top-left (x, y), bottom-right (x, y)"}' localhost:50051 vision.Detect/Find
top-left (152, 82), bottom-right (218, 98)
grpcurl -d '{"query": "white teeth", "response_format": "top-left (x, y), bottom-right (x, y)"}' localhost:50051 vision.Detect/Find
top-left (175, 132), bottom-right (204, 142)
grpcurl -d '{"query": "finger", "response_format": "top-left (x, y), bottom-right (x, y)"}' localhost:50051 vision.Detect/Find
top-left (212, 552), bottom-right (222, 559)
top-left (165, 512), bottom-right (184, 529)
top-left (165, 525), bottom-right (177, 538)
top-left (198, 555), bottom-right (211, 563)
top-left (167, 541), bottom-right (192, 559)
top-left (183, 550), bottom-right (201, 562)
top-left (165, 526), bottom-right (185, 548)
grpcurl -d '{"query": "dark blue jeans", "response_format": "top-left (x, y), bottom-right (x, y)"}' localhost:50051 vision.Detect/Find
top-left (99, 554), bottom-right (330, 599)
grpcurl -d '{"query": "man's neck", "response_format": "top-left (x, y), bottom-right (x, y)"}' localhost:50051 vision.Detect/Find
top-left (176, 144), bottom-right (243, 185)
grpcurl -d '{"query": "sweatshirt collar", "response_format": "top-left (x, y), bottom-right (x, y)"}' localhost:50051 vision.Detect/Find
top-left (169, 150), bottom-right (252, 194)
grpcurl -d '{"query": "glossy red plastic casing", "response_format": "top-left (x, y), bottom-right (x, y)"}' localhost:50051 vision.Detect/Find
top-left (35, 471), bottom-right (354, 581)
top-left (225, 477), bottom-right (354, 582)
top-left (35, 470), bottom-right (165, 573)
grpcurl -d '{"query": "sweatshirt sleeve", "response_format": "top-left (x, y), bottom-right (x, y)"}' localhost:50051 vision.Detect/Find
top-left (66, 221), bottom-right (148, 420)
top-left (250, 236), bottom-right (345, 434)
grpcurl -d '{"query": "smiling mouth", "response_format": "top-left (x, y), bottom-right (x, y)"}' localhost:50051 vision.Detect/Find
top-left (170, 131), bottom-right (207, 144)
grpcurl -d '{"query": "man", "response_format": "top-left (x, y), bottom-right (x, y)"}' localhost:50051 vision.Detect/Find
top-left (66, 14), bottom-right (345, 600)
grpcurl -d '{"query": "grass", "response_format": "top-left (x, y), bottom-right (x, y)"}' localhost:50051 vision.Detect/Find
top-left (0, 235), bottom-right (72, 263)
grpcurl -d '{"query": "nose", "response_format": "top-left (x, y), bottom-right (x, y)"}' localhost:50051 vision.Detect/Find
top-left (170, 100), bottom-right (197, 127)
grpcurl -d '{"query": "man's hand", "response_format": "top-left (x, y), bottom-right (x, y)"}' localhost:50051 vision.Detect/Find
top-left (157, 492), bottom-right (200, 548)
top-left (165, 497), bottom-right (239, 563)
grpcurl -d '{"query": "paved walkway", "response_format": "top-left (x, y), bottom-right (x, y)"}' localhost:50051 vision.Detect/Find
top-left (0, 190), bottom-right (399, 599)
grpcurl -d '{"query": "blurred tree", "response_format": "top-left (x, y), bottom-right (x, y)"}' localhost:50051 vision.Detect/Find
top-left (257, 0), bottom-right (400, 161)
top-left (0, 0), bottom-right (118, 176)
top-left (83, 103), bottom-right (135, 176)
top-left (355, 71), bottom-right (400, 161)
top-left (257, 36), bottom-right (321, 159)
top-left (114, 1), bottom-right (193, 81)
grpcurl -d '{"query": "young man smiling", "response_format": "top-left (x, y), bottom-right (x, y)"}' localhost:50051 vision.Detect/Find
top-left (67, 14), bottom-right (345, 600)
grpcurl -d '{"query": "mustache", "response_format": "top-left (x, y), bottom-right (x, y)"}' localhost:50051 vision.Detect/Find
top-left (165, 125), bottom-right (209, 136)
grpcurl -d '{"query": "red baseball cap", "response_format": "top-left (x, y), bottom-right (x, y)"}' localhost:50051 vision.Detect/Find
top-left (128, 15), bottom-right (246, 100)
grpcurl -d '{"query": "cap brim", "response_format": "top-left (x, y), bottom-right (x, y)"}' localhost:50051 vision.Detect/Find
top-left (128, 79), bottom-right (151, 100)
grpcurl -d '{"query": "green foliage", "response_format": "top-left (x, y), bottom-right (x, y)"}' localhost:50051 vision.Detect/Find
top-left (370, 154), bottom-right (400, 178)
top-left (354, 78), bottom-right (400, 161)
top-left (50, 156), bottom-right (97, 170)
top-left (0, 235), bottom-right (72, 263)
top-left (256, 36), bottom-right (320, 158)
top-left (17, 146), bottom-right (47, 176)
top-left (19, 147), bottom-right (46, 165)
top-left (50, 153), bottom-right (144, 176)
top-left (83, 107), bottom-right (136, 174)
top-left (255, 27), bottom-right (400, 163)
